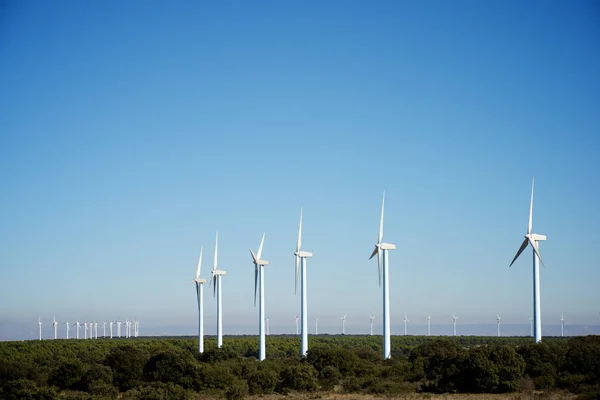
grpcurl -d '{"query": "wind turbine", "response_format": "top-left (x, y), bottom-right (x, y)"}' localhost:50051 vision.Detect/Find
top-left (75, 320), bottom-right (80, 339)
top-left (38, 317), bottom-right (42, 340)
top-left (428, 315), bottom-right (431, 336)
top-left (65, 321), bottom-right (70, 339)
top-left (210, 231), bottom-right (227, 348)
top-left (497, 315), bottom-right (501, 337)
top-left (509, 178), bottom-right (547, 344)
top-left (369, 315), bottom-right (375, 336)
top-left (102, 321), bottom-right (106, 338)
top-left (529, 317), bottom-right (533, 337)
top-left (560, 313), bottom-right (564, 337)
top-left (191, 247), bottom-right (208, 353)
top-left (250, 233), bottom-right (269, 361)
top-left (53, 316), bottom-right (58, 339)
top-left (109, 321), bottom-right (113, 339)
top-left (340, 313), bottom-right (347, 335)
top-left (314, 317), bottom-right (319, 335)
top-left (295, 315), bottom-right (299, 335)
top-left (403, 313), bottom-right (409, 336)
top-left (94, 322), bottom-right (98, 339)
top-left (84, 322), bottom-right (88, 339)
top-left (117, 318), bottom-right (121, 338)
top-left (294, 208), bottom-right (313, 357)
top-left (452, 314), bottom-right (458, 336)
top-left (369, 192), bottom-right (396, 359)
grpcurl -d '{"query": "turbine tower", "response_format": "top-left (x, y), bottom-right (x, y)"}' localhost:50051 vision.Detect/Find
top-left (250, 233), bottom-right (269, 361)
top-left (428, 315), bottom-right (431, 336)
top-left (403, 313), bottom-right (409, 336)
top-left (102, 321), bottom-right (106, 338)
top-left (369, 315), bottom-right (375, 336)
top-left (65, 322), bottom-right (70, 339)
top-left (210, 231), bottom-right (227, 348)
top-left (75, 320), bottom-right (80, 339)
top-left (452, 314), bottom-right (458, 336)
top-left (84, 322), bottom-right (88, 339)
top-left (497, 315), bottom-right (501, 337)
top-left (53, 316), bottom-right (58, 339)
top-left (95, 322), bottom-right (98, 339)
top-left (38, 317), bottom-right (42, 340)
top-left (369, 192), bottom-right (396, 359)
top-left (509, 178), bottom-right (547, 344)
top-left (295, 315), bottom-right (299, 335)
top-left (314, 317), bottom-right (319, 335)
top-left (109, 321), bottom-right (113, 339)
top-left (191, 246), bottom-right (208, 353)
top-left (340, 313), bottom-right (347, 334)
top-left (117, 318), bottom-right (121, 338)
top-left (294, 208), bottom-right (313, 357)
top-left (560, 313), bottom-right (564, 337)
top-left (529, 317), bottom-right (533, 337)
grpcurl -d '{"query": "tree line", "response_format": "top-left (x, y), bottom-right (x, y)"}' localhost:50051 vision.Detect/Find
top-left (0, 335), bottom-right (598, 399)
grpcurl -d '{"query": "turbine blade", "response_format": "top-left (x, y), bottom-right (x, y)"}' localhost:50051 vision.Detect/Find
top-left (509, 238), bottom-right (529, 267)
top-left (297, 208), bottom-right (303, 253)
top-left (196, 246), bottom-right (203, 280)
top-left (369, 245), bottom-right (378, 260)
top-left (213, 276), bottom-right (217, 297)
top-left (213, 231), bottom-right (218, 271)
top-left (377, 248), bottom-right (382, 287)
top-left (528, 178), bottom-right (534, 235)
top-left (250, 248), bottom-right (257, 264)
top-left (257, 233), bottom-right (265, 260)
top-left (528, 237), bottom-right (545, 267)
top-left (254, 266), bottom-right (258, 307)
top-left (295, 255), bottom-right (299, 295)
top-left (379, 192), bottom-right (385, 244)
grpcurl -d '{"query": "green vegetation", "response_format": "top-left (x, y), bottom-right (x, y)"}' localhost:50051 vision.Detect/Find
top-left (0, 335), bottom-right (598, 399)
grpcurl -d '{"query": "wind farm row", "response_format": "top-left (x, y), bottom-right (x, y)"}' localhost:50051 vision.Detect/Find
top-left (191, 179), bottom-right (554, 361)
top-left (34, 317), bottom-right (139, 340)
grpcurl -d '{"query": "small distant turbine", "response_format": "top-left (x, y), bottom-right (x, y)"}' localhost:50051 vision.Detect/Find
top-left (102, 321), bottom-right (106, 338)
top-left (452, 314), bottom-right (459, 336)
top-left (209, 231), bottom-right (227, 348)
top-left (560, 313), bottom-right (564, 337)
top-left (294, 208), bottom-right (313, 357)
top-left (529, 316), bottom-right (533, 337)
top-left (340, 313), bottom-right (347, 335)
top-left (497, 315), bottom-right (501, 337)
top-left (109, 321), bottom-right (113, 339)
top-left (369, 315), bottom-right (375, 336)
top-left (250, 233), bottom-right (270, 361)
top-left (75, 320), bottom-right (81, 339)
top-left (191, 246), bottom-right (208, 353)
top-left (64, 321), bottom-right (70, 339)
top-left (427, 315), bottom-right (431, 336)
top-left (314, 317), bottom-right (319, 335)
top-left (403, 313), bottom-right (409, 336)
top-left (84, 322), bottom-right (88, 339)
top-left (509, 178), bottom-right (547, 344)
top-left (38, 317), bottom-right (42, 341)
top-left (52, 316), bottom-right (58, 339)
top-left (117, 318), bottom-right (121, 338)
top-left (94, 322), bottom-right (98, 339)
top-left (294, 315), bottom-right (299, 335)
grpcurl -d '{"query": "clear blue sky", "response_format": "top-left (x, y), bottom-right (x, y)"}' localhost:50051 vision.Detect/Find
top-left (1, 0), bottom-right (599, 340)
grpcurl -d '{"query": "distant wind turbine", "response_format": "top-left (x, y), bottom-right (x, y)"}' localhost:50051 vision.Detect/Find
top-left (250, 233), bottom-right (270, 361)
top-left (497, 315), bottom-right (501, 337)
top-left (84, 322), bottom-right (88, 339)
top-left (102, 321), bottom-right (106, 338)
top-left (369, 315), bottom-right (375, 336)
top-left (560, 314), bottom-right (564, 337)
top-left (509, 178), bottom-right (547, 344)
top-left (210, 231), bottom-right (227, 348)
top-left (428, 315), bottom-right (431, 336)
top-left (117, 318), bottom-right (121, 338)
top-left (38, 317), bottom-right (42, 341)
top-left (340, 313), bottom-right (347, 334)
top-left (314, 317), bottom-right (318, 335)
top-left (369, 192), bottom-right (396, 359)
top-left (404, 313), bottom-right (409, 336)
top-left (529, 317), bottom-right (533, 337)
top-left (295, 315), bottom-right (299, 335)
top-left (191, 246), bottom-right (208, 353)
top-left (53, 316), bottom-right (58, 339)
top-left (452, 314), bottom-right (458, 336)
top-left (65, 321), bottom-right (70, 339)
top-left (75, 320), bottom-right (81, 339)
top-left (94, 322), bottom-right (98, 339)
top-left (109, 321), bottom-right (113, 339)
top-left (294, 208), bottom-right (313, 357)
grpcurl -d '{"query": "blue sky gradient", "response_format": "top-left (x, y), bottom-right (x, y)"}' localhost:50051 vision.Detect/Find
top-left (1, 0), bottom-right (599, 339)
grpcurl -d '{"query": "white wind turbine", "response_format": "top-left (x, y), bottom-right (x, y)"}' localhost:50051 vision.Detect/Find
top-left (210, 231), bottom-right (227, 348)
top-left (294, 208), bottom-right (313, 357)
top-left (53, 316), bottom-right (58, 339)
top-left (428, 315), bottom-right (431, 336)
top-left (38, 317), bottom-right (42, 340)
top-left (102, 321), bottom-right (106, 338)
top-left (94, 322), bottom-right (98, 339)
top-left (191, 246), bottom-right (208, 353)
top-left (340, 313), bottom-right (347, 334)
top-left (314, 317), bottom-right (319, 335)
top-left (295, 315), bottom-right (299, 335)
top-left (403, 313), bottom-right (409, 336)
top-left (497, 315), bottom-right (501, 337)
top-left (529, 317), bottom-right (533, 337)
top-left (75, 320), bottom-right (81, 339)
top-left (250, 233), bottom-right (269, 361)
top-left (369, 315), bottom-right (375, 336)
top-left (452, 314), bottom-right (458, 336)
top-left (369, 192), bottom-right (396, 359)
top-left (117, 318), bottom-right (121, 338)
top-left (84, 322), bottom-right (88, 339)
top-left (560, 313), bottom-right (564, 337)
top-left (109, 321), bottom-right (113, 339)
top-left (65, 321), bottom-right (70, 339)
top-left (509, 178), bottom-right (547, 344)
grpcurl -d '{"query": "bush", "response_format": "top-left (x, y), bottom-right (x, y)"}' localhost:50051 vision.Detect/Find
top-left (104, 345), bottom-right (148, 391)
top-left (225, 378), bottom-right (248, 400)
top-left (319, 365), bottom-right (341, 390)
top-left (246, 367), bottom-right (278, 395)
top-left (278, 363), bottom-right (318, 392)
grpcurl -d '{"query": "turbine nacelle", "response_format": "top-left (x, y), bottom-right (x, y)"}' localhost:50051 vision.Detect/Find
top-left (295, 250), bottom-right (313, 258)
top-left (194, 278), bottom-right (209, 284)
